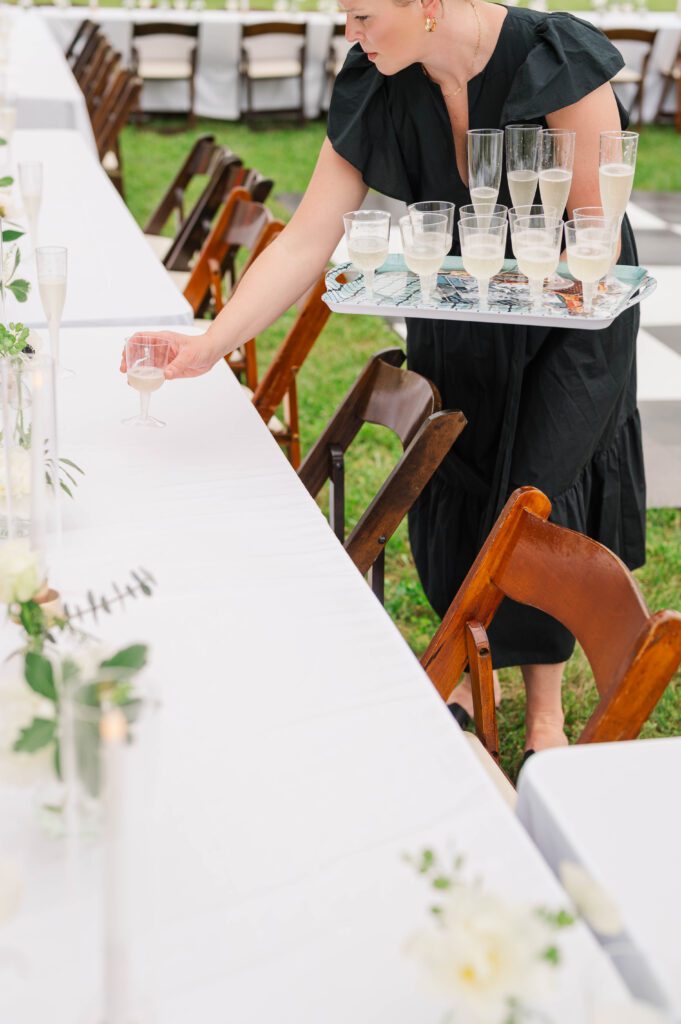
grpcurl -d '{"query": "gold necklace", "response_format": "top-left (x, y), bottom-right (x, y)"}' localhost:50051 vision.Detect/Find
top-left (428, 0), bottom-right (482, 101)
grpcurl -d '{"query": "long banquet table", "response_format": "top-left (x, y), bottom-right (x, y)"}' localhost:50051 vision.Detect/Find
top-left (0, 323), bottom-right (630, 1023)
top-left (3, 8), bottom-right (95, 145)
top-left (517, 738), bottom-right (681, 1016)
top-left (5, 129), bottom-right (193, 327)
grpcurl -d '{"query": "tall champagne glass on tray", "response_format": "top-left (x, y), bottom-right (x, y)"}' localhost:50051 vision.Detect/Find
top-left (599, 130), bottom-right (638, 293)
top-left (505, 124), bottom-right (541, 210)
top-left (467, 129), bottom-right (503, 220)
top-left (539, 128), bottom-right (575, 287)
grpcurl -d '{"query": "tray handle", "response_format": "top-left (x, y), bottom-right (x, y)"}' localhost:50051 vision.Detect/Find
top-left (621, 274), bottom-right (657, 313)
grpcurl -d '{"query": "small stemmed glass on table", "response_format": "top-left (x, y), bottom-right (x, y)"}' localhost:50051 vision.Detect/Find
top-left (510, 212), bottom-right (563, 312)
top-left (599, 129), bottom-right (638, 293)
top-left (343, 210), bottom-right (390, 302)
top-left (399, 212), bottom-right (450, 303)
top-left (36, 246), bottom-right (71, 379)
top-left (18, 160), bottom-right (42, 256)
top-left (538, 128), bottom-right (575, 288)
top-left (505, 124), bottom-right (541, 210)
top-left (459, 214), bottom-right (507, 312)
top-left (124, 335), bottom-right (170, 428)
top-left (564, 217), bottom-right (616, 314)
top-left (467, 129), bottom-right (503, 220)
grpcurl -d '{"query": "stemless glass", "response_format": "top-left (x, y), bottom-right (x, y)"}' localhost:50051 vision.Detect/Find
top-left (18, 160), bottom-right (43, 250)
top-left (124, 335), bottom-right (170, 428)
top-left (459, 214), bottom-right (507, 312)
top-left (36, 246), bottom-right (70, 377)
top-left (565, 217), bottom-right (614, 314)
top-left (505, 124), bottom-right (541, 209)
top-left (511, 213), bottom-right (563, 311)
top-left (467, 129), bottom-right (504, 217)
top-left (399, 212), bottom-right (449, 302)
top-left (408, 200), bottom-right (455, 250)
top-left (599, 130), bottom-right (638, 291)
top-left (343, 209), bottom-right (390, 301)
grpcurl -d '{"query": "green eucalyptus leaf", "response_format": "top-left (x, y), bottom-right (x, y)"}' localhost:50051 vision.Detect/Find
top-left (13, 717), bottom-right (56, 753)
top-left (2, 228), bottom-right (24, 242)
top-left (8, 279), bottom-right (30, 303)
top-left (0, 175), bottom-right (13, 187)
top-left (100, 644), bottom-right (148, 672)
top-left (25, 651), bottom-right (57, 701)
top-left (19, 600), bottom-right (46, 639)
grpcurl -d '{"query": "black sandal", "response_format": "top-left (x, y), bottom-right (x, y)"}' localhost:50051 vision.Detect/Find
top-left (447, 702), bottom-right (472, 730)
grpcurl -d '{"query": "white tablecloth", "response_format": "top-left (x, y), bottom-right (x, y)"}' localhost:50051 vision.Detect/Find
top-left (0, 324), bottom-right (628, 1023)
top-left (41, 6), bottom-right (347, 119)
top-left (517, 738), bottom-right (681, 1013)
top-left (4, 129), bottom-right (192, 327)
top-left (3, 8), bottom-right (95, 146)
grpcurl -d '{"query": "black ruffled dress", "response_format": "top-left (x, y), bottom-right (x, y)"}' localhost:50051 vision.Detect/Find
top-left (327, 6), bottom-right (646, 667)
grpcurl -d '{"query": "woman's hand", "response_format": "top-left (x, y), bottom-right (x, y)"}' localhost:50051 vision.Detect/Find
top-left (120, 329), bottom-right (225, 381)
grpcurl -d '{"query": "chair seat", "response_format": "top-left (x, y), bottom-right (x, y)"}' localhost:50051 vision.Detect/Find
top-left (138, 59), bottom-right (193, 80)
top-left (613, 67), bottom-right (643, 84)
top-left (241, 384), bottom-right (286, 436)
top-left (244, 59), bottom-right (302, 80)
top-left (145, 233), bottom-right (173, 261)
top-left (168, 269), bottom-right (190, 292)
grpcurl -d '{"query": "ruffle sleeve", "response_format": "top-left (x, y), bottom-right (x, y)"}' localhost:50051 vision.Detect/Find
top-left (500, 12), bottom-right (625, 124)
top-left (327, 44), bottom-right (414, 201)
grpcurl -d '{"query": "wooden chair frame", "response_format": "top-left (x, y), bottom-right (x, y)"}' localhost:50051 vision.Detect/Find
top-left (73, 28), bottom-right (104, 82)
top-left (93, 72), bottom-right (143, 197)
top-left (654, 40), bottom-right (681, 133)
top-left (299, 349), bottom-right (467, 603)
top-left (421, 486), bottom-right (681, 761)
top-left (239, 22), bottom-right (307, 127)
top-left (86, 48), bottom-right (121, 118)
top-left (131, 22), bottom-right (199, 125)
top-left (65, 18), bottom-right (96, 65)
top-left (605, 27), bottom-right (658, 127)
top-left (143, 134), bottom-right (218, 237)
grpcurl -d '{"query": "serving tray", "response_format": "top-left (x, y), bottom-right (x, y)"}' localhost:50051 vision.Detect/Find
top-left (323, 256), bottom-right (656, 331)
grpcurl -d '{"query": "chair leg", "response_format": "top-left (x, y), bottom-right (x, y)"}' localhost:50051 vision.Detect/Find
top-left (465, 621), bottom-right (500, 762)
top-left (285, 379), bottom-right (301, 470)
top-left (677, 74), bottom-right (681, 133)
top-left (329, 444), bottom-right (345, 543)
top-left (368, 548), bottom-right (385, 605)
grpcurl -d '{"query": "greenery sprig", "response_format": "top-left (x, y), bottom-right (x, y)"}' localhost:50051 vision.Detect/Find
top-left (1, 225), bottom-right (31, 303)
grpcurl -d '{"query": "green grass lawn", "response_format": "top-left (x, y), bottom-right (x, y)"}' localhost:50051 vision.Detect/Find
top-left (121, 114), bottom-right (681, 778)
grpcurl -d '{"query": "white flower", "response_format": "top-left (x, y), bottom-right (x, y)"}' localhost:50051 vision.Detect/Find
top-left (0, 855), bottom-right (23, 923)
top-left (0, 537), bottom-right (41, 604)
top-left (0, 446), bottom-right (31, 510)
top-left (0, 660), bottom-right (53, 786)
top-left (559, 861), bottom-right (623, 937)
top-left (409, 885), bottom-right (556, 1023)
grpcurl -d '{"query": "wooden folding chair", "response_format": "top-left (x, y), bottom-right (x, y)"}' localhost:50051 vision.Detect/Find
top-left (655, 39), bottom-right (681, 133)
top-left (240, 22), bottom-right (307, 127)
top-left (421, 486), bottom-right (681, 763)
top-left (73, 28), bottom-right (104, 83)
top-left (86, 47), bottom-right (121, 119)
top-left (605, 28), bottom-right (658, 128)
top-left (299, 348), bottom-right (467, 604)
top-left (78, 35), bottom-right (112, 105)
top-left (66, 19), bottom-right (97, 67)
top-left (131, 22), bottom-right (199, 125)
top-left (93, 71), bottom-right (143, 198)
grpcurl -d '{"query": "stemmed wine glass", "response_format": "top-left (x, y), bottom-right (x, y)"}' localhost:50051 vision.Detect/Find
top-left (505, 124), bottom-right (541, 210)
top-left (124, 335), bottom-right (170, 427)
top-left (565, 217), bottom-right (615, 314)
top-left (467, 129), bottom-right (503, 219)
top-left (18, 160), bottom-right (42, 254)
top-left (343, 210), bottom-right (390, 302)
top-left (459, 214), bottom-right (507, 312)
top-left (399, 212), bottom-right (449, 303)
top-left (511, 213), bottom-right (563, 311)
top-left (599, 129), bottom-right (638, 292)
top-left (538, 128), bottom-right (575, 287)
top-left (36, 246), bottom-right (71, 378)
top-left (408, 200), bottom-right (455, 249)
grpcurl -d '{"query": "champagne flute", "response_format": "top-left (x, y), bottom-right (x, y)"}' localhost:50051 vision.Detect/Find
top-left (511, 213), bottom-right (563, 311)
top-left (343, 210), bottom-right (390, 302)
top-left (459, 214), bottom-right (507, 312)
top-left (124, 335), bottom-right (170, 428)
top-left (36, 246), bottom-right (71, 378)
top-left (505, 124), bottom-right (541, 209)
top-left (18, 161), bottom-right (43, 253)
top-left (538, 129), bottom-right (575, 218)
top-left (467, 129), bottom-right (503, 219)
top-left (599, 130), bottom-right (638, 292)
top-left (399, 212), bottom-right (449, 303)
top-left (565, 217), bottom-right (614, 314)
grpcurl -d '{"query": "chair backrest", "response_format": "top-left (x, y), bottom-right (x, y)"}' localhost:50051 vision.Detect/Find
top-left (241, 22), bottom-right (307, 40)
top-left (421, 486), bottom-right (681, 743)
top-left (65, 18), bottom-right (96, 64)
top-left (132, 22), bottom-right (199, 40)
top-left (94, 71), bottom-right (142, 162)
top-left (86, 47), bottom-right (121, 117)
top-left (78, 34), bottom-right (111, 97)
top-left (604, 28), bottom-right (657, 45)
top-left (298, 350), bottom-right (466, 600)
top-left (73, 27), bottom-right (104, 81)
top-left (241, 167), bottom-right (274, 205)
top-left (143, 134), bottom-right (218, 235)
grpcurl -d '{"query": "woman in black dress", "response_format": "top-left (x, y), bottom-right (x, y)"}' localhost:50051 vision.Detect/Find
top-left (133, 0), bottom-right (644, 755)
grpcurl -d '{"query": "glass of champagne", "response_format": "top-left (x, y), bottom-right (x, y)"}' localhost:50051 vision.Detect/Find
top-left (538, 129), bottom-right (575, 218)
top-left (124, 335), bottom-right (170, 427)
top-left (565, 217), bottom-right (614, 314)
top-left (511, 213), bottom-right (563, 311)
top-left (508, 203), bottom-right (558, 244)
top-left (343, 209), bottom-right (390, 302)
top-left (599, 130), bottom-right (638, 292)
top-left (459, 203), bottom-right (508, 222)
top-left (18, 160), bottom-right (43, 253)
top-left (467, 129), bottom-right (503, 219)
top-left (505, 124), bottom-right (541, 209)
top-left (459, 214), bottom-right (507, 312)
top-left (399, 212), bottom-right (449, 303)
top-left (36, 246), bottom-right (70, 378)
top-left (408, 200), bottom-right (455, 250)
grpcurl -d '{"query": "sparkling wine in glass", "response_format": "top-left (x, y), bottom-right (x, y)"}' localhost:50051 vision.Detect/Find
top-left (508, 203), bottom-right (559, 249)
top-left (459, 202), bottom-right (508, 223)
top-left (18, 160), bottom-right (43, 252)
top-left (459, 214), bottom-right (507, 312)
top-left (538, 129), bottom-right (575, 218)
top-left (400, 212), bottom-right (449, 303)
top-left (36, 246), bottom-right (70, 378)
top-left (124, 335), bottom-right (170, 427)
top-left (343, 210), bottom-right (390, 302)
top-left (599, 130), bottom-right (638, 291)
top-left (467, 129), bottom-right (503, 220)
top-left (511, 213), bottom-right (563, 311)
top-left (408, 200), bottom-right (455, 250)
top-left (505, 124), bottom-right (541, 210)
top-left (565, 217), bottom-right (614, 314)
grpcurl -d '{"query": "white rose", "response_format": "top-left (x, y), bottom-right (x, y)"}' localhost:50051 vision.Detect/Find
top-left (409, 885), bottom-right (556, 1023)
top-left (0, 537), bottom-right (41, 604)
top-left (559, 861), bottom-right (623, 937)
top-left (0, 855), bottom-right (23, 923)
top-left (0, 660), bottom-right (53, 786)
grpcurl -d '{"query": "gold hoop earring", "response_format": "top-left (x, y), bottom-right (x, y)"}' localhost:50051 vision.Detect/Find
top-left (424, 15), bottom-right (437, 31)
